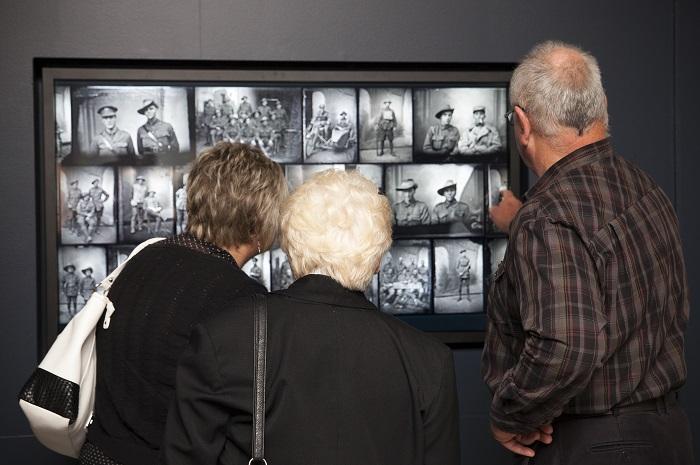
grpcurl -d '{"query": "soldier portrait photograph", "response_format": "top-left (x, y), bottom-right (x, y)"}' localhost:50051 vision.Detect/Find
top-left (385, 164), bottom-right (484, 237)
top-left (433, 239), bottom-right (483, 314)
top-left (69, 85), bottom-right (191, 165)
top-left (118, 166), bottom-right (174, 242)
top-left (57, 245), bottom-right (106, 325)
top-left (55, 85), bottom-right (72, 160)
top-left (413, 87), bottom-right (507, 162)
top-left (241, 252), bottom-right (271, 291)
top-left (270, 248), bottom-right (294, 291)
top-left (358, 88), bottom-right (413, 163)
top-left (379, 240), bottom-right (432, 314)
top-left (195, 87), bottom-right (302, 163)
top-left (59, 166), bottom-right (117, 244)
top-left (303, 88), bottom-right (357, 163)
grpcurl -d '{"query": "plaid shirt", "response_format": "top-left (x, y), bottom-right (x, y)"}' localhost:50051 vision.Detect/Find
top-left (481, 138), bottom-right (689, 434)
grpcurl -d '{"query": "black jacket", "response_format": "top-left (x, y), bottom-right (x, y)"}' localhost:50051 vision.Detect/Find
top-left (85, 236), bottom-right (265, 465)
top-left (164, 274), bottom-right (460, 465)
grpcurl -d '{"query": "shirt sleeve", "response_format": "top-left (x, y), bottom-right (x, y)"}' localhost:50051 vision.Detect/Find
top-left (489, 218), bottom-right (608, 433)
top-left (162, 323), bottom-right (236, 465)
top-left (423, 350), bottom-right (460, 465)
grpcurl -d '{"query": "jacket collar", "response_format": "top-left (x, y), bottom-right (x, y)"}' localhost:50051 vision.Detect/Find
top-left (276, 274), bottom-right (376, 311)
top-left (525, 137), bottom-right (613, 200)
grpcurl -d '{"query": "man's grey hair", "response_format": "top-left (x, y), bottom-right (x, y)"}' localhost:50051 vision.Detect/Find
top-left (510, 41), bottom-right (609, 137)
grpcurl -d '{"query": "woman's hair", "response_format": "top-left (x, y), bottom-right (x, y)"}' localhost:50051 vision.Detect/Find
top-left (186, 142), bottom-right (288, 250)
top-left (281, 169), bottom-right (392, 291)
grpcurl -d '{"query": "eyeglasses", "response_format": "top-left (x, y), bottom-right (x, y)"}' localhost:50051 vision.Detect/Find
top-left (504, 105), bottom-right (524, 125)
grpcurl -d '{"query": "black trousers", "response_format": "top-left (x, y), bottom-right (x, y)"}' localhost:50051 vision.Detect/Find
top-left (520, 400), bottom-right (694, 465)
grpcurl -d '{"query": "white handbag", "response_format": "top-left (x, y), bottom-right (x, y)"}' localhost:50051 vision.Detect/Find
top-left (18, 237), bottom-right (164, 458)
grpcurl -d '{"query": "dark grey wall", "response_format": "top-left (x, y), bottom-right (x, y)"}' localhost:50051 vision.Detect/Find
top-left (1, 1), bottom-right (697, 463)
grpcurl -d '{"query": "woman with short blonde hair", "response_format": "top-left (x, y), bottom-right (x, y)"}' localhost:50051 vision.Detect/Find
top-left (165, 168), bottom-right (460, 465)
top-left (281, 169), bottom-right (392, 290)
top-left (79, 142), bottom-right (287, 465)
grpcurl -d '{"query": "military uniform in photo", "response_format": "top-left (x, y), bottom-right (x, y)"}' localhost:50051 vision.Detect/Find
top-left (79, 267), bottom-right (97, 302)
top-left (422, 105), bottom-right (460, 155)
top-left (456, 251), bottom-right (471, 301)
top-left (460, 106), bottom-right (502, 154)
top-left (393, 179), bottom-right (430, 226)
top-left (376, 101), bottom-right (397, 155)
top-left (136, 99), bottom-right (180, 155)
top-left (238, 97), bottom-right (253, 119)
top-left (130, 176), bottom-right (148, 234)
top-left (62, 265), bottom-right (80, 315)
top-left (89, 179), bottom-right (110, 230)
top-left (77, 194), bottom-right (97, 242)
top-left (91, 106), bottom-right (136, 157)
top-left (432, 180), bottom-right (472, 225)
top-left (67, 180), bottom-right (82, 232)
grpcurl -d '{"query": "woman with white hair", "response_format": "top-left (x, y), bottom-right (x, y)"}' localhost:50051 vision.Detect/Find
top-left (164, 170), bottom-right (460, 465)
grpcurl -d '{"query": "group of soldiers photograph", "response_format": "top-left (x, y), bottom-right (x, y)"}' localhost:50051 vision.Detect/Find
top-left (380, 249), bottom-right (432, 314)
top-left (198, 94), bottom-right (292, 158)
top-left (64, 178), bottom-right (110, 244)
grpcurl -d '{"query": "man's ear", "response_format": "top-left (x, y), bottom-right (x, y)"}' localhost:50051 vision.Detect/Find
top-left (514, 106), bottom-right (531, 147)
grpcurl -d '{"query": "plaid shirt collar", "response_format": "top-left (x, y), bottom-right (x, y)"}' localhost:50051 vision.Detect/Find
top-left (525, 138), bottom-right (613, 201)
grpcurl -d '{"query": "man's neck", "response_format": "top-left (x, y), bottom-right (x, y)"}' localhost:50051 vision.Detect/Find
top-left (533, 121), bottom-right (608, 176)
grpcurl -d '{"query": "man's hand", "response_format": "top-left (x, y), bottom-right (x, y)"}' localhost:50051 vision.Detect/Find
top-left (490, 422), bottom-right (553, 457)
top-left (489, 189), bottom-right (523, 234)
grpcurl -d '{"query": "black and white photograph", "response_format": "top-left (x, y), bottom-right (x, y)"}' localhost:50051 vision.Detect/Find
top-left (364, 274), bottom-right (379, 306)
top-left (195, 87), bottom-right (302, 163)
top-left (55, 85), bottom-right (72, 160)
top-left (67, 85), bottom-right (191, 164)
top-left (379, 240), bottom-right (431, 315)
top-left (487, 165), bottom-right (509, 233)
top-left (358, 88), bottom-right (412, 163)
top-left (58, 166), bottom-right (117, 245)
top-left (413, 87), bottom-right (507, 162)
top-left (385, 164), bottom-right (484, 237)
top-left (433, 239), bottom-right (483, 314)
top-left (270, 248), bottom-right (294, 291)
top-left (57, 245), bottom-right (106, 325)
top-left (173, 166), bottom-right (190, 235)
top-left (303, 88), bottom-right (357, 163)
top-left (241, 251), bottom-right (271, 291)
top-left (118, 166), bottom-right (174, 242)
top-left (106, 244), bottom-right (136, 274)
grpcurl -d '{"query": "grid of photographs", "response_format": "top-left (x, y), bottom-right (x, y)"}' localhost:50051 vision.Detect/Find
top-left (55, 82), bottom-right (509, 326)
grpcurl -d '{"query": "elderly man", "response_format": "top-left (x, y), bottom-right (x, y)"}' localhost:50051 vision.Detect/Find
top-left (393, 178), bottom-right (430, 226)
top-left (136, 99), bottom-right (179, 155)
top-left (91, 105), bottom-right (135, 157)
top-left (459, 105), bottom-right (502, 155)
top-left (482, 41), bottom-right (692, 464)
top-left (422, 105), bottom-right (460, 156)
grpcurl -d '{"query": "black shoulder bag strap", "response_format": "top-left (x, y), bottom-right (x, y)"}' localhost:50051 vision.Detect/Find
top-left (250, 294), bottom-right (268, 465)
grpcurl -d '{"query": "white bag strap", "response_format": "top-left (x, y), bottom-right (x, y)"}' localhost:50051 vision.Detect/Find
top-left (98, 237), bottom-right (165, 329)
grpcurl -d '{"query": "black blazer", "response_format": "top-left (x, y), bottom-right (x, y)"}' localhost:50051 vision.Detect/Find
top-left (163, 274), bottom-right (460, 465)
